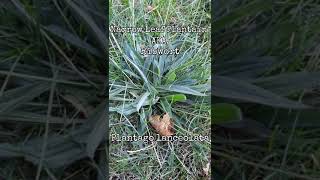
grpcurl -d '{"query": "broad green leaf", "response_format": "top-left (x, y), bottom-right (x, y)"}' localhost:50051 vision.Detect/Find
top-left (165, 94), bottom-right (187, 103)
top-left (212, 103), bottom-right (242, 124)
top-left (165, 71), bottom-right (176, 84)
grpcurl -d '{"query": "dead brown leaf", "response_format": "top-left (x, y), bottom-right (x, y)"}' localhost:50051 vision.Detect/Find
top-left (149, 113), bottom-right (174, 136)
top-left (146, 5), bottom-right (155, 12)
top-left (203, 162), bottom-right (210, 176)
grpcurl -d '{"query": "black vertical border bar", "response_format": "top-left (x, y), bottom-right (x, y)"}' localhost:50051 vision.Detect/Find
top-left (211, 0), bottom-right (214, 177)
top-left (106, 0), bottom-right (110, 179)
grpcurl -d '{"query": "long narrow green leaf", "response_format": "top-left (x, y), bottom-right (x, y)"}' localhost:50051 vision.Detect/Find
top-left (0, 143), bottom-right (22, 158)
top-left (65, 0), bottom-right (106, 51)
top-left (213, 0), bottom-right (272, 31)
top-left (213, 76), bottom-right (308, 109)
top-left (159, 85), bottom-right (206, 96)
top-left (0, 82), bottom-right (50, 114)
top-left (0, 111), bottom-right (83, 124)
top-left (86, 101), bottom-right (107, 158)
top-left (136, 92), bottom-right (150, 112)
top-left (254, 72), bottom-right (320, 95)
top-left (44, 25), bottom-right (102, 57)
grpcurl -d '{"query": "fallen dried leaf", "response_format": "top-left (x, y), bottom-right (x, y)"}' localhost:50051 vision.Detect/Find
top-left (146, 5), bottom-right (155, 12)
top-left (203, 162), bottom-right (210, 176)
top-left (149, 113), bottom-right (174, 136)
